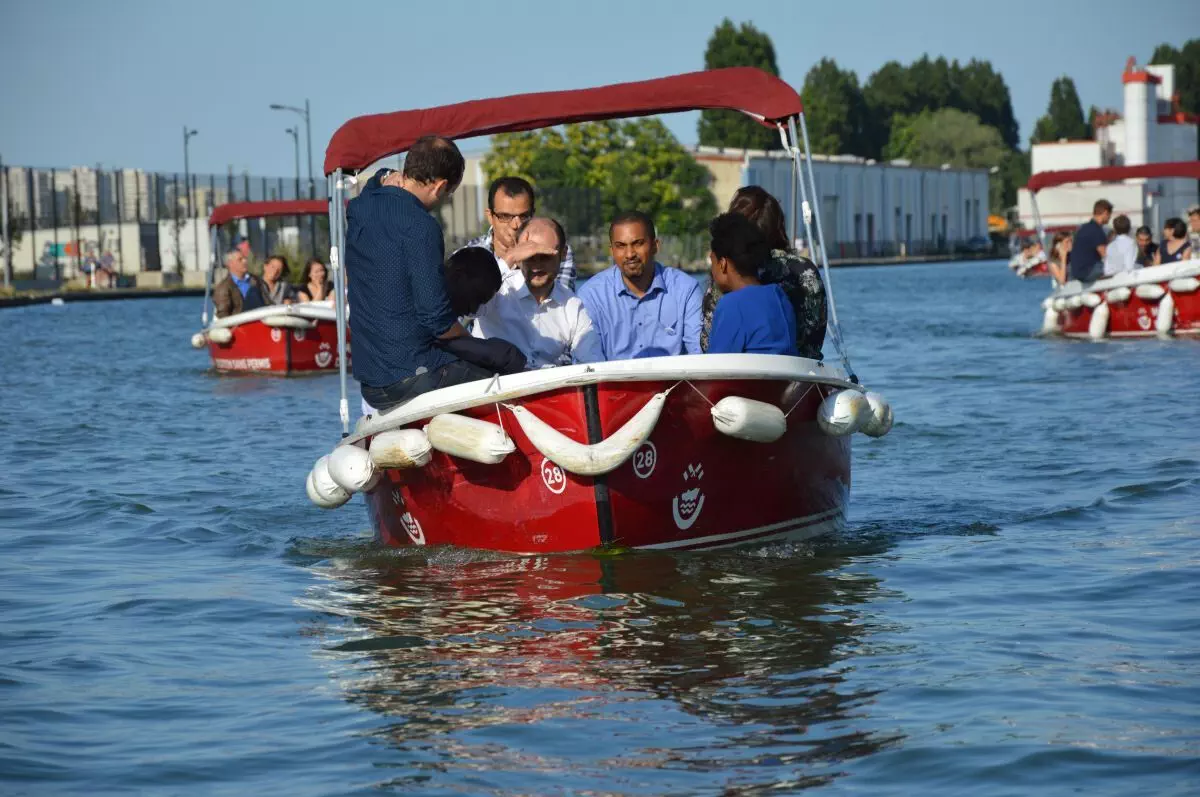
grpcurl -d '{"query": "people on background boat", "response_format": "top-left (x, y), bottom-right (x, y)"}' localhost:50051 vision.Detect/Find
top-left (346, 135), bottom-right (497, 414)
top-left (700, 186), bottom-right (826, 359)
top-left (1070, 199), bottom-right (1112, 283)
top-left (1134, 225), bottom-right (1159, 267)
top-left (1102, 215), bottom-right (1137, 278)
top-left (473, 217), bottom-right (604, 368)
top-left (1047, 231), bottom-right (1071, 285)
top-left (296, 258), bottom-right (332, 302)
top-left (577, 210), bottom-right (702, 360)
top-left (705, 212), bottom-right (798, 356)
top-left (467, 177), bottom-right (577, 291)
top-left (1187, 205), bottom-right (1200, 258)
top-left (261, 255), bottom-right (296, 305)
top-left (211, 249), bottom-right (265, 317)
top-left (1156, 217), bottom-right (1191, 264)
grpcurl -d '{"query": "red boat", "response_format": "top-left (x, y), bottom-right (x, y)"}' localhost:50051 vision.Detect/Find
top-left (192, 199), bottom-right (348, 374)
top-left (305, 68), bottom-right (895, 553)
top-left (1027, 162), bottom-right (1200, 339)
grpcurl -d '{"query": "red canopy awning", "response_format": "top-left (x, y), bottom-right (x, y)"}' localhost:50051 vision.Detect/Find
top-left (323, 67), bottom-right (803, 175)
top-left (208, 199), bottom-right (329, 228)
top-left (1027, 161), bottom-right (1200, 194)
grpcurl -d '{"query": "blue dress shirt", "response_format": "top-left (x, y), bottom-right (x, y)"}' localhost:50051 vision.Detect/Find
top-left (707, 284), bottom-right (799, 356)
top-left (231, 272), bottom-right (252, 298)
top-left (577, 263), bottom-right (702, 360)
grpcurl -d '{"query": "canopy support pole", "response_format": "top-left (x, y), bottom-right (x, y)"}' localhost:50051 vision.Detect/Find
top-left (330, 170), bottom-right (350, 436)
top-left (202, 226), bottom-right (218, 327)
top-left (792, 114), bottom-right (856, 383)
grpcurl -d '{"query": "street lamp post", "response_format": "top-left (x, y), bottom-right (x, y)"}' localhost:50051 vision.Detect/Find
top-left (183, 127), bottom-right (199, 274)
top-left (285, 127), bottom-right (300, 200)
top-left (270, 100), bottom-right (314, 252)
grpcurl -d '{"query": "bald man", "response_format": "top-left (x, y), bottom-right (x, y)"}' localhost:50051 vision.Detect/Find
top-left (472, 217), bottom-right (604, 367)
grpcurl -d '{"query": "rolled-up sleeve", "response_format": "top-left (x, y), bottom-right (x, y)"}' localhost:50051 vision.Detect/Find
top-left (407, 218), bottom-right (456, 336)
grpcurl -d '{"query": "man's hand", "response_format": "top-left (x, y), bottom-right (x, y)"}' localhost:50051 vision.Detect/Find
top-left (437, 321), bottom-right (469, 340)
top-left (503, 239), bottom-right (560, 267)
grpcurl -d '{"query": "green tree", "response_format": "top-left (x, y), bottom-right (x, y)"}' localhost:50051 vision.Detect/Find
top-left (484, 118), bottom-right (717, 236)
top-left (1030, 76), bottom-right (1090, 144)
top-left (883, 108), bottom-right (1011, 212)
top-left (800, 58), bottom-right (868, 155)
top-left (697, 19), bottom-right (782, 150)
top-left (1150, 39), bottom-right (1200, 114)
top-left (861, 60), bottom-right (914, 158)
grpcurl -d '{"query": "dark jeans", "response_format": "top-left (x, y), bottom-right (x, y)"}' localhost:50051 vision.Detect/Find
top-left (361, 360), bottom-right (494, 413)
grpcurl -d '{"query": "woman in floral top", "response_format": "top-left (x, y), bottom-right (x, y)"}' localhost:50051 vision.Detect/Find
top-left (700, 186), bottom-right (827, 360)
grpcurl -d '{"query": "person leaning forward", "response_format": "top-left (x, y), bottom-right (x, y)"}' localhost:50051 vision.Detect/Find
top-left (346, 135), bottom-right (509, 414)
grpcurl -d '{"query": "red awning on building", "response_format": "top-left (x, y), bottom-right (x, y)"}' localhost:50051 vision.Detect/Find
top-left (323, 67), bottom-right (803, 175)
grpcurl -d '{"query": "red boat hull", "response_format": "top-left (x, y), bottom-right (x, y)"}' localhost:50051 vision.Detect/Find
top-left (207, 319), bottom-right (346, 374)
top-left (1022, 262), bottom-right (1049, 278)
top-left (1057, 287), bottom-right (1200, 338)
top-left (364, 378), bottom-right (850, 554)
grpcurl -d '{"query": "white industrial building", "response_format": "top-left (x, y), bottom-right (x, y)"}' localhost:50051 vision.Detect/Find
top-left (1018, 58), bottom-right (1199, 231)
top-left (697, 147), bottom-right (990, 258)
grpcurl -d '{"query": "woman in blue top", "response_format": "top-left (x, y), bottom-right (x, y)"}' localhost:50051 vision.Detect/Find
top-left (1157, 217), bottom-right (1191, 264)
top-left (705, 212), bottom-right (798, 356)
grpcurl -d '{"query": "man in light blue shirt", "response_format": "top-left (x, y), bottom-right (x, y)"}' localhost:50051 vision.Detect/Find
top-left (578, 211), bottom-right (702, 360)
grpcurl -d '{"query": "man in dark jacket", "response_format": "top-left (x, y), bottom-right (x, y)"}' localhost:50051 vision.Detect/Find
top-left (211, 249), bottom-right (265, 318)
top-left (347, 135), bottom-right (522, 413)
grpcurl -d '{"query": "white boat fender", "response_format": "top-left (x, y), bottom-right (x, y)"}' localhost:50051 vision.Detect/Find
top-left (369, 429), bottom-right (433, 469)
top-left (1052, 297), bottom-right (1068, 312)
top-left (263, 315), bottom-right (316, 329)
top-left (1088, 301), bottom-right (1110, 341)
top-left (817, 389), bottom-right (868, 437)
top-left (207, 327), bottom-right (233, 345)
top-left (1067, 295), bottom-right (1083, 309)
top-left (859, 392), bottom-right (894, 438)
top-left (1081, 292), bottom-right (1102, 308)
top-left (1041, 296), bottom-right (1053, 311)
top-left (1156, 292), bottom-right (1175, 337)
top-left (507, 390), bottom-right (668, 476)
top-left (1105, 286), bottom-right (1131, 304)
top-left (1167, 277), bottom-right (1200, 293)
top-left (327, 444), bottom-right (380, 493)
top-left (190, 332), bottom-right (207, 349)
top-left (710, 396), bottom-right (786, 443)
top-left (307, 455), bottom-right (351, 509)
top-left (1135, 283), bottom-right (1166, 301)
top-left (1041, 307), bottom-right (1060, 335)
top-left (424, 413), bottom-right (515, 465)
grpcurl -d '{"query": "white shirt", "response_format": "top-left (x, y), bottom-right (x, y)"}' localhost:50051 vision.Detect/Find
top-left (1103, 234), bottom-right (1137, 277)
top-left (472, 271), bottom-right (605, 368)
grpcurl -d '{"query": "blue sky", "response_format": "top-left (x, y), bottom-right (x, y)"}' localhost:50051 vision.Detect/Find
top-left (2, 0), bottom-right (1197, 176)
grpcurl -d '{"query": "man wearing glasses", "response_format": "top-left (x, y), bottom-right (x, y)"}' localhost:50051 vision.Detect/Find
top-left (468, 176), bottom-right (577, 291)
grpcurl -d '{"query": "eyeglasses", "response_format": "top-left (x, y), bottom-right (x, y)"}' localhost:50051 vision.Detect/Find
top-left (490, 210), bottom-right (534, 224)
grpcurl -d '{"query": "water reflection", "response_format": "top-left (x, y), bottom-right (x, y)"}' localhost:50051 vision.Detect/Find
top-left (300, 543), bottom-right (904, 790)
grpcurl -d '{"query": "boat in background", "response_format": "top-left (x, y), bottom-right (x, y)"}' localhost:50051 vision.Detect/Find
top-left (191, 199), bottom-right (348, 374)
top-left (304, 67), bottom-right (895, 553)
top-left (1028, 161), bottom-right (1200, 339)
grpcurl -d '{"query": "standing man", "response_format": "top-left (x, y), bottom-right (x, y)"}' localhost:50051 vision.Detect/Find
top-left (1070, 199), bottom-right (1112, 283)
top-left (211, 248), bottom-right (264, 317)
top-left (1186, 205), bottom-right (1200, 260)
top-left (468, 176), bottom-right (577, 290)
top-left (346, 135), bottom-right (490, 413)
top-left (578, 211), bottom-right (702, 360)
top-left (473, 217), bottom-right (603, 367)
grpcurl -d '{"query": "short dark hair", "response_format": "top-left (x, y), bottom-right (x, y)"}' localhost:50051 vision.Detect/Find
top-left (709, 212), bottom-right (769, 278)
top-left (1164, 217), bottom-right (1187, 239)
top-left (1112, 215), bottom-right (1131, 236)
top-left (1136, 225), bottom-right (1152, 237)
top-left (488, 177), bottom-right (535, 211)
top-left (266, 253), bottom-right (288, 268)
top-left (609, 210), bottom-right (656, 241)
top-left (402, 136), bottom-right (465, 189)
top-left (1093, 199), bottom-right (1113, 215)
top-left (444, 246), bottom-right (501, 316)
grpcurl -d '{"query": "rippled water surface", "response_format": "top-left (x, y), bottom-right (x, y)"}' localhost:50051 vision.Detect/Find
top-left (3, 261), bottom-right (1199, 796)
